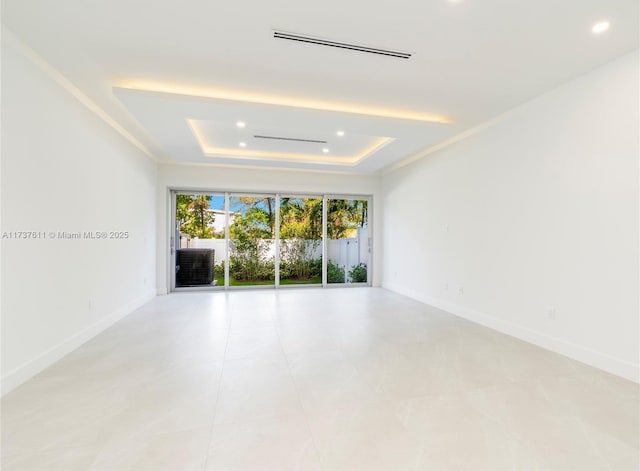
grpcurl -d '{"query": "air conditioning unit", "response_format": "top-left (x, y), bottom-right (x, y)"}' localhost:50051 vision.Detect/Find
top-left (176, 248), bottom-right (214, 286)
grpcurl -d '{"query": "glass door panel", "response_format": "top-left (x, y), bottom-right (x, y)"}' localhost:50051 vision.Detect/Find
top-left (175, 192), bottom-right (226, 288)
top-left (228, 195), bottom-right (276, 286)
top-left (279, 196), bottom-right (323, 286)
top-left (327, 198), bottom-right (369, 284)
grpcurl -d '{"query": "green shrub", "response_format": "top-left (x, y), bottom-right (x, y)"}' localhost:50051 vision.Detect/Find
top-left (280, 239), bottom-right (321, 280)
top-left (229, 238), bottom-right (273, 281)
top-left (279, 259), bottom-right (293, 279)
top-left (327, 261), bottom-right (345, 283)
top-left (349, 263), bottom-right (367, 283)
top-left (214, 261), bottom-right (225, 278)
top-left (309, 258), bottom-right (322, 278)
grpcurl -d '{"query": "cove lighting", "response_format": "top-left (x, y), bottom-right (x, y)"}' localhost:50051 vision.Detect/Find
top-left (116, 82), bottom-right (453, 124)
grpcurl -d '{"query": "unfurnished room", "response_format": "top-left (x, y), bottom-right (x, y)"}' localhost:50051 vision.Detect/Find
top-left (1, 1), bottom-right (639, 470)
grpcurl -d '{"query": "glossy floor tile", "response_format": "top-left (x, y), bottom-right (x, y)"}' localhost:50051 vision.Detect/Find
top-left (2, 288), bottom-right (638, 470)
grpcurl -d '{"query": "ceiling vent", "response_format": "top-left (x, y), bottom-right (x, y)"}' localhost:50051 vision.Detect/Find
top-left (254, 135), bottom-right (327, 144)
top-left (273, 30), bottom-right (412, 59)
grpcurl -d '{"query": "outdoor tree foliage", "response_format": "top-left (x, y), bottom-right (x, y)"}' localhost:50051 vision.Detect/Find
top-left (280, 198), bottom-right (323, 239)
top-left (229, 197), bottom-right (367, 240)
top-left (176, 194), bottom-right (215, 239)
top-left (230, 206), bottom-right (272, 240)
top-left (327, 199), bottom-right (367, 239)
top-left (231, 197), bottom-right (275, 237)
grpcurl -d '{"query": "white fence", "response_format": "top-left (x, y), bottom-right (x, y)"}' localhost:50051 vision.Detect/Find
top-left (182, 227), bottom-right (369, 273)
top-left (326, 227), bottom-right (369, 272)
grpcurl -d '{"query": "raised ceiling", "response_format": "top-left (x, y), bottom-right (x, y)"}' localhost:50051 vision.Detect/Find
top-left (112, 87), bottom-right (452, 171)
top-left (2, 0), bottom-right (638, 173)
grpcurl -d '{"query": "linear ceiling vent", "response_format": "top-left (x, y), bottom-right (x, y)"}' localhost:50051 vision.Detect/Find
top-left (273, 31), bottom-right (412, 59)
top-left (254, 135), bottom-right (327, 144)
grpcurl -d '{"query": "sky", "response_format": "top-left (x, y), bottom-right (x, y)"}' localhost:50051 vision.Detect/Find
top-left (210, 195), bottom-right (225, 210)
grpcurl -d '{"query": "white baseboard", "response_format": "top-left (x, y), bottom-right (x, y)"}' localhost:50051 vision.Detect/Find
top-left (1, 289), bottom-right (157, 396)
top-left (383, 282), bottom-right (639, 383)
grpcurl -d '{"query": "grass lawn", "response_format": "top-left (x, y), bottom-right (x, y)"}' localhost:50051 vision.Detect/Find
top-left (229, 278), bottom-right (275, 286)
top-left (213, 275), bottom-right (321, 286)
top-left (280, 276), bottom-right (322, 285)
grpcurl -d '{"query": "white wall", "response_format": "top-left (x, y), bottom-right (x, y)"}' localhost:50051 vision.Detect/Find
top-left (157, 164), bottom-right (382, 293)
top-left (1, 34), bottom-right (158, 394)
top-left (382, 51), bottom-right (639, 382)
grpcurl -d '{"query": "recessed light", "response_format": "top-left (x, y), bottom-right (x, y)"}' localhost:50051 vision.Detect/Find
top-left (239, 142), bottom-right (247, 147)
top-left (322, 148), bottom-right (330, 153)
top-left (336, 131), bottom-right (345, 136)
top-left (236, 121), bottom-right (246, 128)
top-left (592, 21), bottom-right (610, 34)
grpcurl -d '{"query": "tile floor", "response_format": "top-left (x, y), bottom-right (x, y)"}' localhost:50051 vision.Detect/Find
top-left (2, 288), bottom-right (638, 470)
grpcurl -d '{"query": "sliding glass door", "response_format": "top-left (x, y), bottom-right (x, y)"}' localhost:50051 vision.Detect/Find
top-left (171, 191), bottom-right (370, 290)
top-left (327, 198), bottom-right (369, 285)
top-left (279, 196), bottom-right (323, 286)
top-left (228, 195), bottom-right (276, 287)
top-left (174, 192), bottom-right (226, 288)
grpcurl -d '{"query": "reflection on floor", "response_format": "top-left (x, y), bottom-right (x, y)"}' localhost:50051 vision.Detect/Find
top-left (2, 288), bottom-right (638, 470)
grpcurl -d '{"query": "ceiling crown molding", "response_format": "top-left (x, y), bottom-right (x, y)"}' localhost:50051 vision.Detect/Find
top-left (2, 26), bottom-right (158, 162)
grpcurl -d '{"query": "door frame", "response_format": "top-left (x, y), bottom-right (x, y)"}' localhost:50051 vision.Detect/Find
top-left (168, 188), bottom-right (373, 292)
top-left (170, 189), bottom-right (228, 292)
top-left (324, 194), bottom-right (373, 287)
